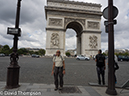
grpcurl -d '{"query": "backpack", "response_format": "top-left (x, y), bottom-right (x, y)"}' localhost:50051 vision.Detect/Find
top-left (97, 54), bottom-right (105, 67)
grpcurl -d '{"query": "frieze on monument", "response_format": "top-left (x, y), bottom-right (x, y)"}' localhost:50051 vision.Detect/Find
top-left (65, 18), bottom-right (85, 27)
top-left (89, 35), bottom-right (98, 48)
top-left (49, 18), bottom-right (63, 26)
top-left (88, 21), bottom-right (100, 29)
top-left (47, 11), bottom-right (101, 19)
top-left (51, 33), bottom-right (59, 47)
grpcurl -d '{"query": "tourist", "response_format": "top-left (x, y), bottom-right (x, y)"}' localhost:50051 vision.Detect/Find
top-left (107, 55), bottom-right (119, 84)
top-left (51, 50), bottom-right (65, 91)
top-left (95, 49), bottom-right (106, 85)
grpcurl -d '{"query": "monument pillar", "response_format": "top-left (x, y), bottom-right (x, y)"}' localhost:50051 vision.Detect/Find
top-left (46, 28), bottom-right (66, 56)
top-left (81, 31), bottom-right (101, 57)
top-left (76, 35), bottom-right (81, 55)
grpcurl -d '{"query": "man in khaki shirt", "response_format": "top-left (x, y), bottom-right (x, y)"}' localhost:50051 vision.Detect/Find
top-left (51, 50), bottom-right (65, 91)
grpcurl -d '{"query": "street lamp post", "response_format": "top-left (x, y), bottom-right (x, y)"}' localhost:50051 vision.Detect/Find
top-left (106, 0), bottom-right (117, 95)
top-left (6, 0), bottom-right (22, 89)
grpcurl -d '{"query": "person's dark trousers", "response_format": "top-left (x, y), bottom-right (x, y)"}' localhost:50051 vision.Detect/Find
top-left (96, 67), bottom-right (105, 85)
top-left (54, 67), bottom-right (64, 88)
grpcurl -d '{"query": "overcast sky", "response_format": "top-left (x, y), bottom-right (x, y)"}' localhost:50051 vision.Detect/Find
top-left (0, 0), bottom-right (129, 52)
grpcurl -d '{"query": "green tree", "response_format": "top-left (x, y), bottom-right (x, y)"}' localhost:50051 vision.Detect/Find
top-left (0, 45), bottom-right (2, 49)
top-left (38, 49), bottom-right (45, 56)
top-left (0, 45), bottom-right (2, 53)
top-left (29, 51), bottom-right (35, 55)
top-left (18, 48), bottom-right (29, 55)
top-left (118, 52), bottom-right (123, 56)
top-left (9, 47), bottom-right (13, 54)
top-left (123, 52), bottom-right (129, 56)
top-left (34, 51), bottom-right (39, 55)
top-left (65, 52), bottom-right (71, 57)
top-left (115, 52), bottom-right (129, 56)
top-left (1, 45), bottom-right (11, 55)
top-left (115, 53), bottom-right (118, 56)
top-left (103, 52), bottom-right (107, 56)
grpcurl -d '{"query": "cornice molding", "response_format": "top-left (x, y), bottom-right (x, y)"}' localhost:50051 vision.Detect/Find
top-left (47, 0), bottom-right (101, 7)
top-left (45, 6), bottom-right (102, 16)
top-left (82, 30), bottom-right (102, 34)
top-left (46, 28), bottom-right (66, 31)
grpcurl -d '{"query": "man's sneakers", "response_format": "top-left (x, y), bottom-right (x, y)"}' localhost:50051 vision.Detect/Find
top-left (54, 88), bottom-right (58, 91)
top-left (54, 87), bottom-right (63, 91)
top-left (59, 87), bottom-right (63, 90)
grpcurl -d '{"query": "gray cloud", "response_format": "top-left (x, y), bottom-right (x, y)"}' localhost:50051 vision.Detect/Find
top-left (0, 0), bottom-right (16, 25)
top-left (66, 29), bottom-right (76, 38)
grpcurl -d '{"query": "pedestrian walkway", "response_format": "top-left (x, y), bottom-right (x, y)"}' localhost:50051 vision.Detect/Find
top-left (0, 82), bottom-right (129, 96)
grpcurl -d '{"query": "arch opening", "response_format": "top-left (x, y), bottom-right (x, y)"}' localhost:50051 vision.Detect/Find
top-left (66, 22), bottom-right (83, 55)
top-left (66, 21), bottom-right (83, 36)
top-left (65, 29), bottom-right (76, 56)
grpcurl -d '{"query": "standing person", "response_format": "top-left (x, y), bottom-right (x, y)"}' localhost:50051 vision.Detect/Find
top-left (95, 49), bottom-right (106, 85)
top-left (51, 50), bottom-right (65, 91)
top-left (107, 55), bottom-right (119, 84)
top-left (114, 55), bottom-right (119, 84)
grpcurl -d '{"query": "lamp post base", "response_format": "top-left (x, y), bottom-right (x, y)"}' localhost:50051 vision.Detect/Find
top-left (6, 65), bottom-right (20, 89)
top-left (106, 88), bottom-right (117, 95)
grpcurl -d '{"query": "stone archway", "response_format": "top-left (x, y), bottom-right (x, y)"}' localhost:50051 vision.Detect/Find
top-left (66, 21), bottom-right (83, 55)
top-left (45, 0), bottom-right (102, 56)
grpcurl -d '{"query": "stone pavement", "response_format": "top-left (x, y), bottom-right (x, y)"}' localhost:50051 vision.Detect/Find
top-left (0, 82), bottom-right (129, 96)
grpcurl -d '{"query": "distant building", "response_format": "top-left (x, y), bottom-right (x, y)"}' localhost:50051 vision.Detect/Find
top-left (24, 48), bottom-right (41, 52)
top-left (66, 49), bottom-right (76, 56)
top-left (105, 49), bottom-right (129, 54)
top-left (115, 49), bottom-right (126, 53)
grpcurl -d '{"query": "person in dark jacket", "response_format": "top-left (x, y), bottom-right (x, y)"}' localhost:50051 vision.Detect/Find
top-left (95, 49), bottom-right (106, 85)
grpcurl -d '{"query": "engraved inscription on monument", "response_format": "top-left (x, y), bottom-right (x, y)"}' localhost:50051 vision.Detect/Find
top-left (51, 33), bottom-right (59, 47)
top-left (49, 18), bottom-right (62, 26)
top-left (89, 35), bottom-right (98, 48)
top-left (88, 21), bottom-right (99, 29)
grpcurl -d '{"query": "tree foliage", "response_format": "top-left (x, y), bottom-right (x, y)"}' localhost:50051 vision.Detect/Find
top-left (18, 48), bottom-right (29, 55)
top-left (65, 52), bottom-right (71, 57)
top-left (0, 45), bottom-right (2, 49)
top-left (0, 45), bottom-right (12, 55)
top-left (115, 52), bottom-right (129, 56)
top-left (0, 44), bottom-right (45, 56)
top-left (17, 48), bottom-right (46, 55)
top-left (0, 45), bottom-right (2, 52)
top-left (104, 52), bottom-right (129, 56)
top-left (102, 52), bottom-right (107, 56)
top-left (38, 49), bottom-right (45, 56)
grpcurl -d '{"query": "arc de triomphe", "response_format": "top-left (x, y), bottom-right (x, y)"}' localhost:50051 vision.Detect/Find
top-left (45, 0), bottom-right (102, 56)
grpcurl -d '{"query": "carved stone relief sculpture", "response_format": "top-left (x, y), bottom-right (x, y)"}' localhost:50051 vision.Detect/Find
top-left (89, 35), bottom-right (98, 48)
top-left (65, 18), bottom-right (85, 27)
top-left (49, 18), bottom-right (62, 26)
top-left (51, 33), bottom-right (59, 47)
top-left (88, 21), bottom-right (99, 29)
